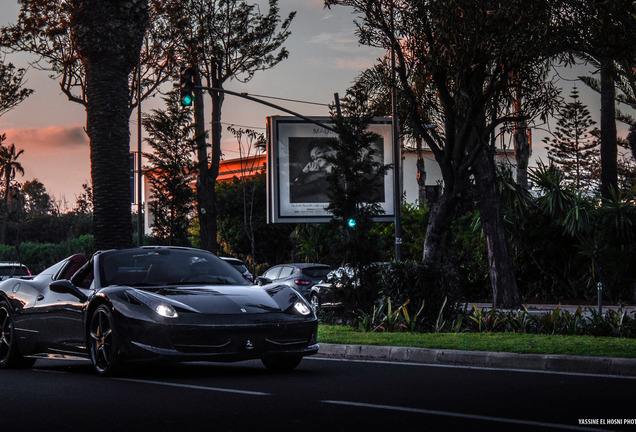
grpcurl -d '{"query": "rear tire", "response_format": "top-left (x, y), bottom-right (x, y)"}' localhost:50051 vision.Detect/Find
top-left (0, 300), bottom-right (35, 369)
top-left (262, 354), bottom-right (303, 371)
top-left (89, 305), bottom-right (122, 376)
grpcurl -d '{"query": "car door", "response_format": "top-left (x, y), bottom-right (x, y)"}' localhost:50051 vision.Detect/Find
top-left (27, 259), bottom-right (91, 356)
top-left (30, 285), bottom-right (88, 355)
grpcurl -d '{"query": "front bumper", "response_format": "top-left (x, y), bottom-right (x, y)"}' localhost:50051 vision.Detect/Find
top-left (115, 312), bottom-right (319, 363)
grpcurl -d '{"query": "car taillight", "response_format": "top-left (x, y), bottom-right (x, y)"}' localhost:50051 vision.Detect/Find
top-left (295, 279), bottom-right (311, 285)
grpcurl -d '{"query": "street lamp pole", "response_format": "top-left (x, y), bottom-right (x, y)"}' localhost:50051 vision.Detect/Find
top-left (391, 1), bottom-right (402, 261)
top-left (137, 62), bottom-right (143, 246)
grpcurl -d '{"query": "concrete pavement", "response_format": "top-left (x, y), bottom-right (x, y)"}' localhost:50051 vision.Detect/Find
top-left (316, 343), bottom-right (636, 377)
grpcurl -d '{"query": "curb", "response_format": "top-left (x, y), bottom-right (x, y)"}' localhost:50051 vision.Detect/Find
top-left (316, 343), bottom-right (636, 377)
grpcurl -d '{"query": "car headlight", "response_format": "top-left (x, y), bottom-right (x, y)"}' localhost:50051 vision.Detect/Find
top-left (293, 301), bottom-right (311, 316)
top-left (155, 304), bottom-right (178, 318)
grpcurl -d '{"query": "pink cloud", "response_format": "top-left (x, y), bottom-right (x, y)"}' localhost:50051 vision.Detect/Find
top-left (3, 123), bottom-right (89, 155)
top-left (1, 124), bottom-right (90, 200)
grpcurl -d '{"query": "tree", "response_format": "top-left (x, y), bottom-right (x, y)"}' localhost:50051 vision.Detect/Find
top-left (21, 179), bottom-right (53, 216)
top-left (226, 126), bottom-right (266, 265)
top-left (326, 88), bottom-right (390, 267)
top-left (68, 0), bottom-right (148, 250)
top-left (2, 0), bottom-right (176, 114)
top-left (142, 91), bottom-right (196, 245)
top-left (544, 87), bottom-right (599, 190)
top-left (166, 0), bottom-right (295, 252)
top-left (216, 174), bottom-right (296, 266)
top-left (0, 57), bottom-right (33, 117)
top-left (0, 139), bottom-right (25, 244)
top-left (566, 0), bottom-right (636, 199)
top-left (326, 0), bottom-right (563, 307)
top-left (73, 182), bottom-right (93, 214)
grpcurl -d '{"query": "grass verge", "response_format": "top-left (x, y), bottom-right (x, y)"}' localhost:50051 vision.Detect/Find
top-left (318, 325), bottom-right (636, 358)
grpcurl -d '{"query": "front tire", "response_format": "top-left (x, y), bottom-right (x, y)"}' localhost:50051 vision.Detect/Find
top-left (89, 304), bottom-right (122, 376)
top-left (0, 300), bottom-right (35, 369)
top-left (262, 354), bottom-right (303, 371)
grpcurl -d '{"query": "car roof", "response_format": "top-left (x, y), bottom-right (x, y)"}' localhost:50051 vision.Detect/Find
top-left (219, 257), bottom-right (244, 264)
top-left (270, 263), bottom-right (330, 268)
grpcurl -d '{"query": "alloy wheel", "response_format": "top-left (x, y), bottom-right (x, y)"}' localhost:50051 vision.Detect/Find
top-left (0, 305), bottom-right (12, 364)
top-left (89, 305), bottom-right (120, 375)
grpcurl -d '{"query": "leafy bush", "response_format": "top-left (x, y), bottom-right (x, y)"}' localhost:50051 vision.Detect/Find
top-left (0, 235), bottom-right (94, 273)
top-left (378, 260), bottom-right (461, 326)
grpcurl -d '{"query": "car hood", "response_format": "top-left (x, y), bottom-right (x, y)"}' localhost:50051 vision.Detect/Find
top-left (131, 285), bottom-right (283, 314)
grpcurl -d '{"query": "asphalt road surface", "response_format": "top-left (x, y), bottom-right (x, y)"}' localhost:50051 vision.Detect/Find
top-left (1, 357), bottom-right (634, 432)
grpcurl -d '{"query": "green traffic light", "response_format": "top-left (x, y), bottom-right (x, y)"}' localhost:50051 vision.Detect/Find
top-left (181, 94), bottom-right (193, 106)
top-left (347, 218), bottom-right (356, 228)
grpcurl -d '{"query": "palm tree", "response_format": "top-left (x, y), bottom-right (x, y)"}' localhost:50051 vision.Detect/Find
top-left (69, 0), bottom-right (148, 250)
top-left (0, 142), bottom-right (25, 244)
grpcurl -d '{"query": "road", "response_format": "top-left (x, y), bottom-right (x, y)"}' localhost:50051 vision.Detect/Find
top-left (1, 357), bottom-right (634, 432)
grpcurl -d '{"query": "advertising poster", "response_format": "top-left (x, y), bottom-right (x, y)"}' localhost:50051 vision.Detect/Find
top-left (267, 116), bottom-right (394, 223)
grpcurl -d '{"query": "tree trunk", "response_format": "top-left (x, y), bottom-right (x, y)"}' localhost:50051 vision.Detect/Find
top-left (192, 72), bottom-right (214, 252)
top-left (416, 136), bottom-right (427, 208)
top-left (422, 188), bottom-right (460, 266)
top-left (473, 146), bottom-right (520, 308)
top-left (85, 61), bottom-right (134, 250)
top-left (514, 119), bottom-right (529, 190)
top-left (600, 58), bottom-right (617, 199)
top-left (70, 0), bottom-right (147, 250)
top-left (0, 177), bottom-right (9, 244)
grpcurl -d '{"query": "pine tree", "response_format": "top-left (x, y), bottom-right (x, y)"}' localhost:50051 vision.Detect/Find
top-left (544, 87), bottom-right (599, 191)
top-left (142, 91), bottom-right (197, 245)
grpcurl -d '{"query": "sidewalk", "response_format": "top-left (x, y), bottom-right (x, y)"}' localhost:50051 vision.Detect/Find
top-left (466, 303), bottom-right (636, 314)
top-left (316, 343), bottom-right (636, 376)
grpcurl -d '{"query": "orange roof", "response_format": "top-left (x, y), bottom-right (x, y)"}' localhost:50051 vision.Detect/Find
top-left (217, 154), bottom-right (266, 183)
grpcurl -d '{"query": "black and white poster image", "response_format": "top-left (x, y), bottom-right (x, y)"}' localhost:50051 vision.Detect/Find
top-left (288, 137), bottom-right (385, 204)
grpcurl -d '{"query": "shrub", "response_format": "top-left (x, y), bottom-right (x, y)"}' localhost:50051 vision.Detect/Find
top-left (0, 235), bottom-right (94, 273)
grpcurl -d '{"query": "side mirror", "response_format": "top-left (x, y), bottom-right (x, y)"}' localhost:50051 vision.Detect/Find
top-left (255, 276), bottom-right (272, 286)
top-left (49, 280), bottom-right (89, 302)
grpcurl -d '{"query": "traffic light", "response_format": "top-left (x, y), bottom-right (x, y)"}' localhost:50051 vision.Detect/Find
top-left (346, 218), bottom-right (357, 229)
top-left (179, 66), bottom-right (195, 106)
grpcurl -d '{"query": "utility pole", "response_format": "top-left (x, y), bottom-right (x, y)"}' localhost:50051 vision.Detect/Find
top-left (391, 1), bottom-right (402, 261)
top-left (137, 62), bottom-right (143, 246)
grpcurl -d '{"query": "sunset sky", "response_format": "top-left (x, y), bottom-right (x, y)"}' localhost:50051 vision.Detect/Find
top-left (0, 0), bottom-right (628, 205)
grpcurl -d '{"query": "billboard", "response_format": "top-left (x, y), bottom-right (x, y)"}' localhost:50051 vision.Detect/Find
top-left (267, 116), bottom-right (395, 223)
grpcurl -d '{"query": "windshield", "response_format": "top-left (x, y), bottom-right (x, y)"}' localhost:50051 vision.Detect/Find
top-left (100, 248), bottom-right (251, 287)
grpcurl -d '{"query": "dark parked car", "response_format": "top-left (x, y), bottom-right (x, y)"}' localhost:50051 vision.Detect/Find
top-left (255, 263), bottom-right (332, 301)
top-left (0, 262), bottom-right (31, 281)
top-left (0, 247), bottom-right (318, 376)
top-left (309, 264), bottom-right (387, 312)
top-left (219, 256), bottom-right (254, 282)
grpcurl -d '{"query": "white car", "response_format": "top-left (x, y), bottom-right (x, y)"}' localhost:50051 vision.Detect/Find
top-left (0, 262), bottom-right (31, 281)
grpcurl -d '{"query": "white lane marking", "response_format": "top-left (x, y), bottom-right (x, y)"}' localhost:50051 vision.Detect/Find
top-left (309, 356), bottom-right (636, 380)
top-left (322, 400), bottom-right (612, 432)
top-left (113, 378), bottom-right (271, 396)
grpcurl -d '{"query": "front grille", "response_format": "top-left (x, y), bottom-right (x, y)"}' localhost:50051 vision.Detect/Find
top-left (169, 322), bottom-right (315, 354)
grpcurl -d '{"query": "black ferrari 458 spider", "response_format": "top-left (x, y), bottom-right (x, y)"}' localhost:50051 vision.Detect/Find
top-left (0, 247), bottom-right (318, 376)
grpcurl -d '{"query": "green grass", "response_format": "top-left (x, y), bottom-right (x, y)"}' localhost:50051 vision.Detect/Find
top-left (318, 325), bottom-right (636, 358)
